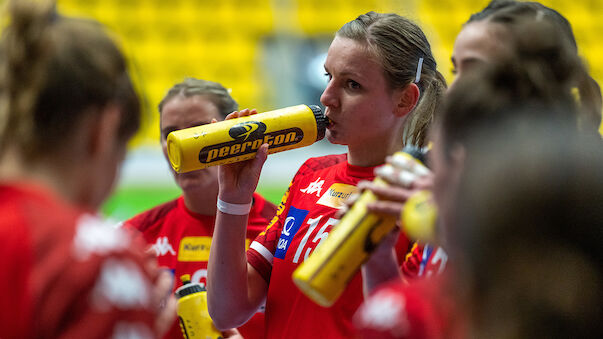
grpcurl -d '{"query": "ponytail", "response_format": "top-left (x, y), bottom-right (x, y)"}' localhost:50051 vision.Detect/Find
top-left (0, 0), bottom-right (140, 161)
top-left (404, 68), bottom-right (447, 147)
top-left (0, 0), bottom-right (55, 153)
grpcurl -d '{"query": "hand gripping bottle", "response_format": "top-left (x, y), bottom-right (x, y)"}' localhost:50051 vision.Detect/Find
top-left (381, 147), bottom-right (437, 242)
top-left (167, 104), bottom-right (327, 173)
top-left (175, 274), bottom-right (222, 339)
top-left (292, 146), bottom-right (430, 307)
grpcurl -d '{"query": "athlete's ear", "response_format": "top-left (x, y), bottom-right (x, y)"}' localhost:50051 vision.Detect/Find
top-left (87, 104), bottom-right (121, 159)
top-left (393, 83), bottom-right (420, 117)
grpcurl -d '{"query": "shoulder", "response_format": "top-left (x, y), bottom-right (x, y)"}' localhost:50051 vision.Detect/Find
top-left (0, 185), bottom-right (156, 337)
top-left (126, 198), bottom-right (180, 232)
top-left (294, 154), bottom-right (347, 180)
top-left (355, 278), bottom-right (446, 339)
top-left (53, 215), bottom-right (156, 337)
top-left (251, 192), bottom-right (277, 221)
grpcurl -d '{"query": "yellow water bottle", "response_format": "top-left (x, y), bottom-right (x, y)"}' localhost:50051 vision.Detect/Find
top-left (167, 104), bottom-right (327, 173)
top-left (292, 147), bottom-right (429, 307)
top-left (402, 190), bottom-right (437, 242)
top-left (175, 275), bottom-right (222, 339)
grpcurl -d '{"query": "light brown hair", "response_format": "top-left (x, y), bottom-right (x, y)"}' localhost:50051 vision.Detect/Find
top-left (158, 77), bottom-right (238, 119)
top-left (467, 0), bottom-right (602, 134)
top-left (337, 11), bottom-right (447, 147)
top-left (0, 0), bottom-right (140, 160)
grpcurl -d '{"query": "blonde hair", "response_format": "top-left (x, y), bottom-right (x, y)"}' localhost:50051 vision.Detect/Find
top-left (337, 12), bottom-right (447, 147)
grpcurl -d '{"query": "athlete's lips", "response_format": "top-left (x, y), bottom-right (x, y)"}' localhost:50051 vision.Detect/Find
top-left (325, 116), bottom-right (335, 129)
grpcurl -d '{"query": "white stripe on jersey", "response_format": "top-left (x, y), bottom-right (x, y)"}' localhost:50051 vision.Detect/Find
top-left (250, 241), bottom-right (274, 265)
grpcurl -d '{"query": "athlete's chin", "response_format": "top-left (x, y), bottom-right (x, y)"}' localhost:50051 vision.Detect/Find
top-left (326, 130), bottom-right (347, 146)
top-left (175, 171), bottom-right (216, 190)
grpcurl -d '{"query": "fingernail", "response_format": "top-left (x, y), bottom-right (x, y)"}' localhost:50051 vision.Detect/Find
top-left (399, 171), bottom-right (417, 187)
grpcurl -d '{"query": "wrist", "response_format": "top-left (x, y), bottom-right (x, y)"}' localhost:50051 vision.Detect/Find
top-left (217, 198), bottom-right (252, 215)
top-left (218, 190), bottom-right (253, 205)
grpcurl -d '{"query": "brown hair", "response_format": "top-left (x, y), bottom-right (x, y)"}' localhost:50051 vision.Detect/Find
top-left (158, 77), bottom-right (238, 119)
top-left (0, 0), bottom-right (140, 160)
top-left (454, 120), bottom-right (603, 338)
top-left (467, 0), bottom-right (602, 134)
top-left (439, 15), bottom-right (584, 155)
top-left (337, 11), bottom-right (447, 147)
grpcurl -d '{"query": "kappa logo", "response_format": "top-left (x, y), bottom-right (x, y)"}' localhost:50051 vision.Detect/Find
top-left (151, 237), bottom-right (176, 257)
top-left (300, 177), bottom-right (325, 197)
top-left (229, 121), bottom-right (266, 141)
top-left (91, 258), bottom-right (151, 311)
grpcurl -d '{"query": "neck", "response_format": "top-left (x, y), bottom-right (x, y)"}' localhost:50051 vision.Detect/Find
top-left (0, 150), bottom-right (89, 209)
top-left (182, 184), bottom-right (219, 215)
top-left (347, 135), bottom-right (404, 168)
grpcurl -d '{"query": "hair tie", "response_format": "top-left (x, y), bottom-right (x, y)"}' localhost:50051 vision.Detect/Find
top-left (414, 57), bottom-right (424, 83)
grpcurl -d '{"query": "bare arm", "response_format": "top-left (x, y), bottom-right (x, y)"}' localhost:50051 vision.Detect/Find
top-left (208, 209), bottom-right (268, 329)
top-left (206, 109), bottom-right (270, 329)
top-left (357, 154), bottom-right (434, 297)
top-left (361, 228), bottom-right (403, 297)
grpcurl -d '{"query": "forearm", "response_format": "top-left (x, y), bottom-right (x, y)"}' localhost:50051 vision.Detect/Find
top-left (208, 140), bottom-right (269, 329)
top-left (207, 211), bottom-right (261, 329)
top-left (361, 246), bottom-right (402, 298)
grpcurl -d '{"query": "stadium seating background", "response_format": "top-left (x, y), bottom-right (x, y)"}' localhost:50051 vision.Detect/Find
top-left (52, 0), bottom-right (602, 219)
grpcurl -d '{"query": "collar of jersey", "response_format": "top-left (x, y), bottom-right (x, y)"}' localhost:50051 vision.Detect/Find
top-left (345, 161), bottom-right (380, 179)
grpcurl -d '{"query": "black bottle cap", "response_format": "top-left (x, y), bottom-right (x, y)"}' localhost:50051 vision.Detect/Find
top-left (402, 145), bottom-right (429, 167)
top-left (309, 105), bottom-right (327, 141)
top-left (175, 281), bottom-right (206, 298)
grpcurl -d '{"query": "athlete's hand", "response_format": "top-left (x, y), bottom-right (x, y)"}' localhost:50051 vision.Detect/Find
top-left (216, 109), bottom-right (268, 204)
top-left (222, 328), bottom-right (244, 338)
top-left (153, 269), bottom-right (177, 336)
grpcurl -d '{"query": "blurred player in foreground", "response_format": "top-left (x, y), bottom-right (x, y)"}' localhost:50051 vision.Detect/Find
top-left (0, 0), bottom-right (174, 337)
top-left (355, 6), bottom-right (592, 337)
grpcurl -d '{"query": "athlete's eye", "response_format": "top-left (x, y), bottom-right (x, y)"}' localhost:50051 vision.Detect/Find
top-left (161, 128), bottom-right (176, 140)
top-left (347, 79), bottom-right (361, 90)
top-left (324, 72), bottom-right (332, 82)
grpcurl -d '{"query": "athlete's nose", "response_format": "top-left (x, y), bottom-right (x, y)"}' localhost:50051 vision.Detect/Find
top-left (320, 80), bottom-right (339, 109)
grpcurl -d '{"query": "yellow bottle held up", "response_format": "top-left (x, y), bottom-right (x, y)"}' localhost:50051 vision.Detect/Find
top-left (292, 147), bottom-right (430, 307)
top-left (402, 190), bottom-right (437, 242)
top-left (167, 104), bottom-right (327, 173)
top-left (175, 274), bottom-right (223, 339)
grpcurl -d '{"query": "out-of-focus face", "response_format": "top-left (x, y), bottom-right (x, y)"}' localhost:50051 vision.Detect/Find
top-left (430, 128), bottom-right (463, 236)
top-left (160, 95), bottom-right (223, 192)
top-left (451, 21), bottom-right (511, 87)
top-left (320, 36), bottom-right (400, 151)
top-left (86, 105), bottom-right (130, 211)
top-left (92, 138), bottom-right (128, 211)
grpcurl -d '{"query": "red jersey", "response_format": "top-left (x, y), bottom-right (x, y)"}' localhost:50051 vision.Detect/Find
top-left (247, 154), bottom-right (411, 339)
top-left (126, 193), bottom-right (276, 339)
top-left (401, 243), bottom-right (448, 280)
top-left (0, 182), bottom-right (157, 339)
top-left (354, 275), bottom-right (463, 339)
